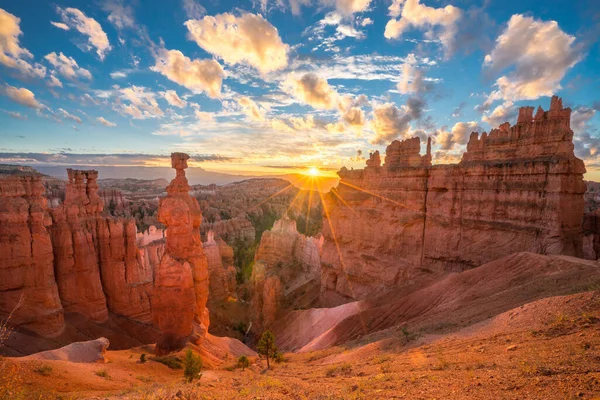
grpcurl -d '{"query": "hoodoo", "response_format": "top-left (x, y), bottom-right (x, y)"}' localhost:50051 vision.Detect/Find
top-left (152, 152), bottom-right (210, 354)
top-left (321, 96), bottom-right (586, 306)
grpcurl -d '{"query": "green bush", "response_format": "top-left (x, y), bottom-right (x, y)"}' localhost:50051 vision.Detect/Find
top-left (151, 355), bottom-right (183, 369)
top-left (183, 349), bottom-right (203, 383)
top-left (236, 355), bottom-right (250, 370)
top-left (140, 353), bottom-right (147, 363)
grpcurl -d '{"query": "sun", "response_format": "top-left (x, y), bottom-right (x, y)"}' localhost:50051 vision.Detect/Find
top-left (306, 167), bottom-right (320, 177)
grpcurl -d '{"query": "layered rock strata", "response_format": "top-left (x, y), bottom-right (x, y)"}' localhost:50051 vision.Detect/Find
top-left (0, 174), bottom-right (64, 337)
top-left (251, 217), bottom-right (323, 330)
top-left (152, 153), bottom-right (210, 354)
top-left (0, 155), bottom-right (212, 354)
top-left (203, 230), bottom-right (236, 302)
top-left (321, 96), bottom-right (586, 305)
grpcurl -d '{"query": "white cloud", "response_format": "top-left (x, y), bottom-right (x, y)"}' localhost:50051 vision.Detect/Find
top-left (182, 0), bottom-right (206, 19)
top-left (58, 108), bottom-right (82, 123)
top-left (50, 21), bottom-right (70, 30)
top-left (0, 8), bottom-right (46, 78)
top-left (481, 102), bottom-right (517, 127)
top-left (370, 97), bottom-right (424, 145)
top-left (396, 53), bottom-right (428, 94)
top-left (360, 17), bottom-right (373, 26)
top-left (342, 106), bottom-right (365, 127)
top-left (2, 109), bottom-right (27, 120)
top-left (483, 14), bottom-right (582, 102)
top-left (320, 0), bottom-right (371, 16)
top-left (185, 12), bottom-right (289, 74)
top-left (1, 84), bottom-right (42, 109)
top-left (97, 116), bottom-right (116, 127)
top-left (285, 72), bottom-right (339, 110)
top-left (385, 0), bottom-right (461, 56)
top-left (238, 96), bottom-right (266, 121)
top-left (118, 86), bottom-right (164, 119)
top-left (103, 0), bottom-right (135, 30)
top-left (435, 121), bottom-right (481, 150)
top-left (48, 75), bottom-right (63, 88)
top-left (152, 48), bottom-right (224, 98)
top-left (160, 90), bottom-right (187, 108)
top-left (56, 7), bottom-right (111, 60)
top-left (44, 52), bottom-right (92, 80)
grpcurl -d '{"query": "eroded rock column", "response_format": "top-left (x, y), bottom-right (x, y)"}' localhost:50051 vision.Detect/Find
top-left (152, 153), bottom-right (209, 354)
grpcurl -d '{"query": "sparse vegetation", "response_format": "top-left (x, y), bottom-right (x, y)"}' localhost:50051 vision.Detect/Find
top-left (95, 368), bottom-right (110, 379)
top-left (151, 355), bottom-right (183, 369)
top-left (236, 355), bottom-right (250, 370)
top-left (33, 364), bottom-right (52, 376)
top-left (183, 348), bottom-right (203, 383)
top-left (257, 330), bottom-right (278, 369)
top-left (139, 353), bottom-right (147, 363)
top-left (326, 363), bottom-right (353, 377)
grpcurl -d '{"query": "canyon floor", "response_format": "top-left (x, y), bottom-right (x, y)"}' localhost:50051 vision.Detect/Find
top-left (3, 290), bottom-right (599, 400)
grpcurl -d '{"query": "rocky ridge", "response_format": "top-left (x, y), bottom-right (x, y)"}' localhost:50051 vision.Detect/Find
top-left (321, 96), bottom-right (587, 305)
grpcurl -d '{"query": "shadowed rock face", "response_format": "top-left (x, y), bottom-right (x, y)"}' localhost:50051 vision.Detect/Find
top-left (0, 174), bottom-right (64, 337)
top-left (251, 217), bottom-right (323, 331)
top-left (321, 96), bottom-right (586, 306)
top-left (152, 152), bottom-right (209, 355)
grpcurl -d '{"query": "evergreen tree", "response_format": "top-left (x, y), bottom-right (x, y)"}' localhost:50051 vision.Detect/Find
top-left (257, 330), bottom-right (278, 369)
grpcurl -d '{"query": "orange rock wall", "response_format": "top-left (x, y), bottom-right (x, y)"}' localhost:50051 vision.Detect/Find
top-left (0, 175), bottom-right (64, 337)
top-left (321, 97), bottom-right (586, 305)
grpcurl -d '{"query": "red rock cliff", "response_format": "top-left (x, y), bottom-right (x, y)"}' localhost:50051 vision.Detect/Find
top-left (0, 174), bottom-right (64, 337)
top-left (321, 96), bottom-right (586, 305)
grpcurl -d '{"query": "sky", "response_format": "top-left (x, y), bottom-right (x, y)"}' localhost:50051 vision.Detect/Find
top-left (0, 0), bottom-right (599, 178)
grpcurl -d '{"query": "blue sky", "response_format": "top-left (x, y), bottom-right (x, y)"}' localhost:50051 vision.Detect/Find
top-left (0, 0), bottom-right (599, 177)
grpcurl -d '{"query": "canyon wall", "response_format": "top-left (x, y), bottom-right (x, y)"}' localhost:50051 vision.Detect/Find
top-left (321, 96), bottom-right (586, 305)
top-left (251, 217), bottom-right (323, 330)
top-left (0, 175), bottom-right (64, 337)
top-left (0, 153), bottom-right (211, 355)
top-left (202, 230), bottom-right (236, 302)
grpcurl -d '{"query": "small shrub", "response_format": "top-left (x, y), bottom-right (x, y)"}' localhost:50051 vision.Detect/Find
top-left (236, 355), bottom-right (250, 370)
top-left (95, 369), bottom-right (110, 379)
top-left (151, 355), bottom-right (183, 369)
top-left (326, 363), bottom-right (353, 377)
top-left (183, 349), bottom-right (203, 383)
top-left (139, 353), bottom-right (147, 363)
top-left (33, 364), bottom-right (52, 376)
top-left (273, 351), bottom-right (285, 364)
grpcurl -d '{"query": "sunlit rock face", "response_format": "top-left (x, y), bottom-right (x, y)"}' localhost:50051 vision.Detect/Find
top-left (0, 174), bottom-right (64, 337)
top-left (49, 169), bottom-right (109, 323)
top-left (251, 217), bottom-right (323, 331)
top-left (321, 96), bottom-right (586, 306)
top-left (203, 230), bottom-right (236, 302)
top-left (152, 153), bottom-right (209, 355)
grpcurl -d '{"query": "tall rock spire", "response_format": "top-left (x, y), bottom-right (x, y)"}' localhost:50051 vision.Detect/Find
top-left (152, 153), bottom-right (210, 355)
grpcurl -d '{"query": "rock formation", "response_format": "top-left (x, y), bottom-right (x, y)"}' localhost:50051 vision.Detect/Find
top-left (152, 153), bottom-right (209, 354)
top-left (251, 217), bottom-right (323, 330)
top-left (321, 96), bottom-right (586, 305)
top-left (203, 230), bottom-right (237, 302)
top-left (24, 337), bottom-right (110, 363)
top-left (0, 155), bottom-right (215, 355)
top-left (0, 174), bottom-right (64, 337)
top-left (49, 169), bottom-right (109, 323)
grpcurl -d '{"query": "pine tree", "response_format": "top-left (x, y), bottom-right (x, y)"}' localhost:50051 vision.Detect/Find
top-left (183, 348), bottom-right (202, 383)
top-left (257, 330), bottom-right (278, 369)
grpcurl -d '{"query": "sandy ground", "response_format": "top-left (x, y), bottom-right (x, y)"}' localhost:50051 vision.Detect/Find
top-left (2, 291), bottom-right (599, 400)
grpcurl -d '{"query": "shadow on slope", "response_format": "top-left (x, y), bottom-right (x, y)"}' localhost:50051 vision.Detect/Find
top-left (274, 252), bottom-right (600, 352)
